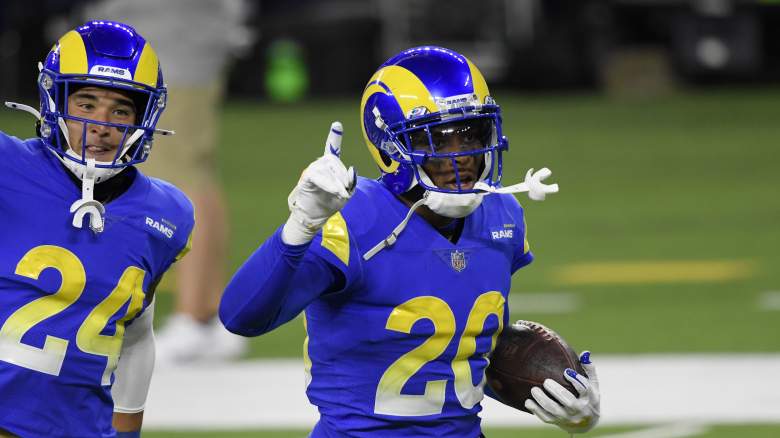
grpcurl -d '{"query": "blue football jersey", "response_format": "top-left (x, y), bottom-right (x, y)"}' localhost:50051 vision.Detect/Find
top-left (303, 177), bottom-right (532, 437)
top-left (0, 132), bottom-right (193, 438)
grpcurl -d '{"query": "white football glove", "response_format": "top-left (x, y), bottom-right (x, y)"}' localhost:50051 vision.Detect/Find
top-left (524, 351), bottom-right (601, 434)
top-left (282, 121), bottom-right (357, 245)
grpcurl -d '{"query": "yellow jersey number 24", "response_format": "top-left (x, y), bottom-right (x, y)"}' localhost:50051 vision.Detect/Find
top-left (0, 245), bottom-right (146, 385)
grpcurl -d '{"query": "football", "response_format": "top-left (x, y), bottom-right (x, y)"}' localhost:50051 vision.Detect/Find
top-left (485, 320), bottom-right (585, 412)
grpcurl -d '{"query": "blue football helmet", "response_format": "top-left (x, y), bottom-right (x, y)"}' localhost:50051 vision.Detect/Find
top-left (35, 20), bottom-right (168, 177)
top-left (360, 46), bottom-right (508, 195)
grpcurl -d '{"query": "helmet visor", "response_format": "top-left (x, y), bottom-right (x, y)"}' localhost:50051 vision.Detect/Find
top-left (407, 117), bottom-right (494, 155)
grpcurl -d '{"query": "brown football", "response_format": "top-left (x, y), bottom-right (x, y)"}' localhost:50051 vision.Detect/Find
top-left (485, 320), bottom-right (585, 412)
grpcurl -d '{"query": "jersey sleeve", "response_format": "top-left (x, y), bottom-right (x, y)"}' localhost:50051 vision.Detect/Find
top-left (137, 178), bottom-right (195, 315)
top-left (219, 185), bottom-right (365, 337)
top-left (0, 133), bottom-right (38, 191)
top-left (0, 131), bottom-right (22, 156)
top-left (219, 221), bottom-right (361, 337)
top-left (507, 196), bottom-right (534, 273)
top-left (147, 179), bottom-right (196, 282)
top-left (306, 211), bottom-right (364, 292)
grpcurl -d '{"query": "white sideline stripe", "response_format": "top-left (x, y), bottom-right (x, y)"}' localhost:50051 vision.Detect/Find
top-left (758, 291), bottom-right (780, 310)
top-left (143, 354), bottom-right (780, 429)
top-left (594, 423), bottom-right (709, 438)
top-left (510, 292), bottom-right (580, 314)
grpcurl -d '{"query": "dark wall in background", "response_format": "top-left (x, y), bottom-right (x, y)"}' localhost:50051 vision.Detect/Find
top-left (2, 0), bottom-right (779, 103)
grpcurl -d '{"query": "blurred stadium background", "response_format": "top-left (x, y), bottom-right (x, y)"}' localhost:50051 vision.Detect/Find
top-left (2, 0), bottom-right (779, 437)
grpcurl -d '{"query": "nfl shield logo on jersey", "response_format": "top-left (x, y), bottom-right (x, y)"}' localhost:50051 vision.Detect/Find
top-left (450, 250), bottom-right (467, 272)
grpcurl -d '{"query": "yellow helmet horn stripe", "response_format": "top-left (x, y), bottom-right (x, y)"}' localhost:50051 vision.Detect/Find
top-left (58, 31), bottom-right (88, 75)
top-left (465, 57), bottom-right (490, 102)
top-left (360, 65), bottom-right (438, 173)
top-left (133, 42), bottom-right (160, 88)
top-left (360, 81), bottom-right (400, 174)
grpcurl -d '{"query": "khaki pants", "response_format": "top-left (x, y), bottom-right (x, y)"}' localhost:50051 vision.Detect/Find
top-left (140, 80), bottom-right (223, 189)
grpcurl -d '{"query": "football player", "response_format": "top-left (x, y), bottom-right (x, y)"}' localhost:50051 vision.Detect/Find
top-left (219, 46), bottom-right (599, 436)
top-left (0, 21), bottom-right (193, 438)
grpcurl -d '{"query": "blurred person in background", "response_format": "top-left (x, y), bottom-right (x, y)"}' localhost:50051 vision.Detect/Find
top-left (87, 0), bottom-right (254, 365)
top-left (219, 46), bottom-right (600, 436)
top-left (0, 21), bottom-right (193, 437)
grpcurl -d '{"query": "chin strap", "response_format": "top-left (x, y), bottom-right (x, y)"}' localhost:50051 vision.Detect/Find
top-left (363, 196), bottom-right (427, 261)
top-left (363, 167), bottom-right (560, 261)
top-left (69, 158), bottom-right (106, 234)
top-left (474, 167), bottom-right (559, 201)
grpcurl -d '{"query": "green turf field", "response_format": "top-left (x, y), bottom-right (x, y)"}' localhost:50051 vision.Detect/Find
top-left (3, 87), bottom-right (779, 436)
top-left (5, 89), bottom-right (775, 355)
top-left (165, 87), bottom-right (777, 357)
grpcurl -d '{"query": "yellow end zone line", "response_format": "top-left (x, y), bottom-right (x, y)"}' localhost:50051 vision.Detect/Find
top-left (554, 260), bottom-right (757, 285)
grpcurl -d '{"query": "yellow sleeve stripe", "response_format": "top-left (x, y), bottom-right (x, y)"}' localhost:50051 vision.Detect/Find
top-left (58, 31), bottom-right (88, 74)
top-left (302, 312), bottom-right (312, 387)
top-left (175, 229), bottom-right (194, 261)
top-left (133, 42), bottom-right (160, 87)
top-left (321, 212), bottom-right (350, 266)
top-left (523, 216), bottom-right (530, 254)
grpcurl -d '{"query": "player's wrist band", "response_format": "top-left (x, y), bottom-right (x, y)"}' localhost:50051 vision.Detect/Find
top-left (116, 431), bottom-right (141, 438)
